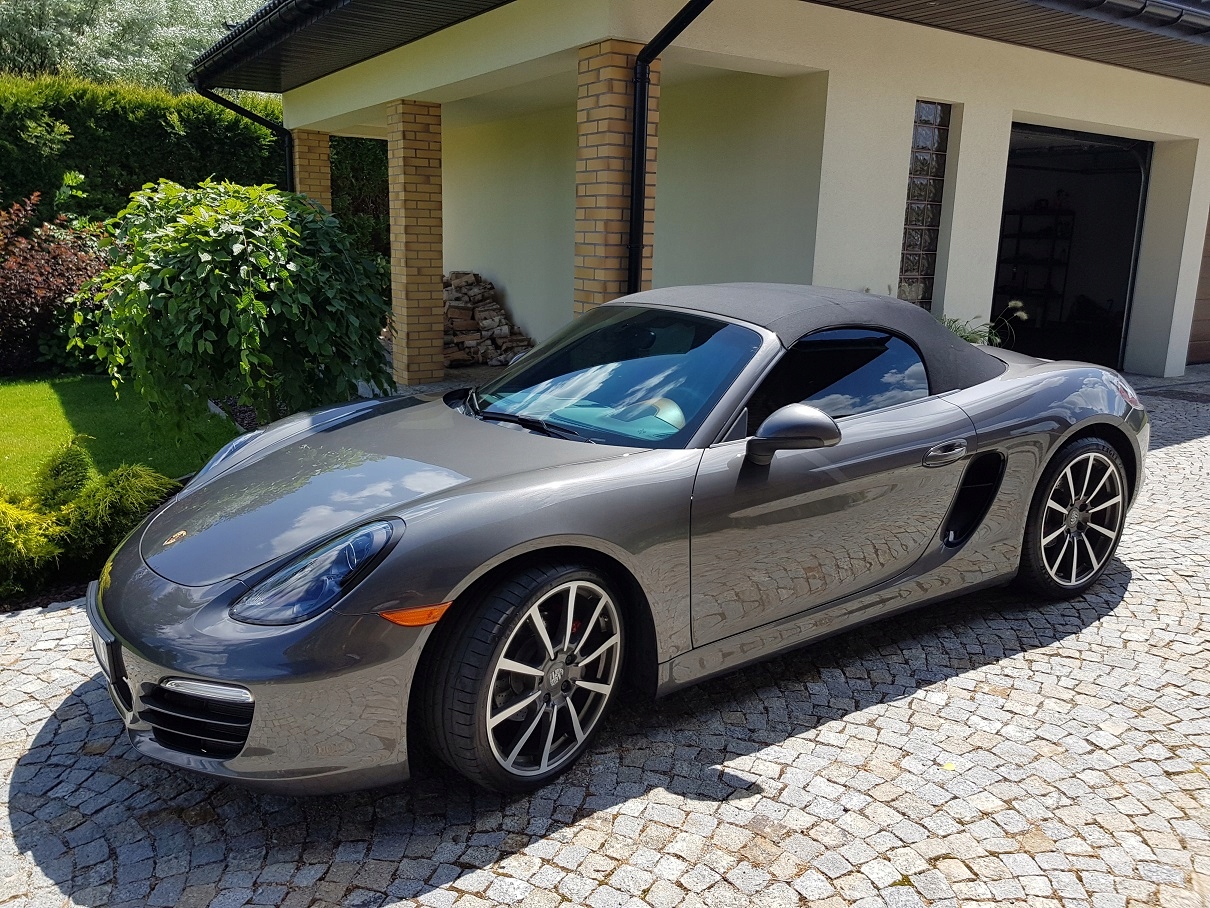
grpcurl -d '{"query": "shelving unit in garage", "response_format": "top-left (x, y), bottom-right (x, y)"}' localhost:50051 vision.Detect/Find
top-left (994, 209), bottom-right (1075, 327)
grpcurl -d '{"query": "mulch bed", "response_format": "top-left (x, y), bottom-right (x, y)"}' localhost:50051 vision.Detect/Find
top-left (215, 397), bottom-right (261, 433)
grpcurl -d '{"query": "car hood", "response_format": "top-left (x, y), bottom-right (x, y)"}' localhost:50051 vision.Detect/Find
top-left (140, 396), bottom-right (634, 586)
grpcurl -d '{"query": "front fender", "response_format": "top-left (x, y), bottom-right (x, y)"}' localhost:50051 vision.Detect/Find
top-left (335, 448), bottom-right (702, 663)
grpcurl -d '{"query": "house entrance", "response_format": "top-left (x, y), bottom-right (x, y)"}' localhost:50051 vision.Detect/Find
top-left (993, 124), bottom-right (1151, 368)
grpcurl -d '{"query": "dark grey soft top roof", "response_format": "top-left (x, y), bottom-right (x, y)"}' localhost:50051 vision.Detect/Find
top-left (609, 283), bottom-right (1006, 394)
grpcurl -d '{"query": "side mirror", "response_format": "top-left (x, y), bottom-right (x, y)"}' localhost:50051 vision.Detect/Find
top-left (746, 403), bottom-right (841, 466)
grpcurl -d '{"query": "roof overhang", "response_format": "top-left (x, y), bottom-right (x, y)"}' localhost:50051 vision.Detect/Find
top-left (189, 0), bottom-right (520, 93)
top-left (190, 0), bottom-right (1210, 93)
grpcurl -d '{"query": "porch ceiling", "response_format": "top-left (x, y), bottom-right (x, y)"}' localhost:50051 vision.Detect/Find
top-left (191, 0), bottom-right (1210, 94)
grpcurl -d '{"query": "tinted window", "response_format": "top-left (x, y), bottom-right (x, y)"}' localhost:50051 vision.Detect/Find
top-left (746, 328), bottom-right (929, 432)
top-left (475, 306), bottom-right (762, 447)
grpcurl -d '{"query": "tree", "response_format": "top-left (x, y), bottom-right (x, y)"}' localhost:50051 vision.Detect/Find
top-left (74, 179), bottom-right (393, 438)
top-left (0, 0), bottom-right (263, 93)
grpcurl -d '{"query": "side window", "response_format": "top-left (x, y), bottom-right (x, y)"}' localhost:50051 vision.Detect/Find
top-left (746, 328), bottom-right (929, 433)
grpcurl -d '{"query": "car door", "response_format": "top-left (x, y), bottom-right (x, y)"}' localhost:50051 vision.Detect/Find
top-left (689, 328), bottom-right (977, 647)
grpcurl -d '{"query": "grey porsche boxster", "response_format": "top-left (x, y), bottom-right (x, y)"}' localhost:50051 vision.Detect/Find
top-left (87, 284), bottom-right (1148, 794)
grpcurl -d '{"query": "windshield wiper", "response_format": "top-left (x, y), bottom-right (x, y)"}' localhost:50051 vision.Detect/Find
top-left (478, 410), bottom-right (593, 443)
top-left (466, 387), bottom-right (593, 442)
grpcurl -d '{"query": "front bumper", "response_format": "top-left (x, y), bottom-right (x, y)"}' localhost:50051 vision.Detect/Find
top-left (86, 568), bottom-right (431, 795)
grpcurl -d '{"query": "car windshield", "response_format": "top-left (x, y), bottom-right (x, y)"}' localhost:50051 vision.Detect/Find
top-left (472, 305), bottom-right (762, 447)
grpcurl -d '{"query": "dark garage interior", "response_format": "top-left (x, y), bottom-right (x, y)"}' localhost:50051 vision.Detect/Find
top-left (993, 124), bottom-right (1151, 368)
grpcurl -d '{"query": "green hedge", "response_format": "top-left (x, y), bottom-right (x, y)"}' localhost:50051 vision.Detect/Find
top-left (0, 74), bottom-right (285, 220)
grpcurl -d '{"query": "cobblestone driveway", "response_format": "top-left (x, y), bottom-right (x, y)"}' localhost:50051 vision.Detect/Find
top-left (4, 378), bottom-right (1210, 908)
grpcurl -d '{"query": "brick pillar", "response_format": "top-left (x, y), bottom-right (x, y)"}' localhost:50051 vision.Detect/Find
top-left (291, 129), bottom-right (332, 210)
top-left (574, 40), bottom-right (661, 315)
top-left (386, 99), bottom-right (444, 386)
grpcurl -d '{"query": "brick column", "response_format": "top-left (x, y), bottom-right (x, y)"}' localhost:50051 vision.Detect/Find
top-left (574, 40), bottom-right (661, 315)
top-left (291, 129), bottom-right (332, 210)
top-left (386, 99), bottom-right (444, 386)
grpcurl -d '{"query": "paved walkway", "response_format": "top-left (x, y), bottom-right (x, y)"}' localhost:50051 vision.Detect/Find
top-left (3, 377), bottom-right (1210, 908)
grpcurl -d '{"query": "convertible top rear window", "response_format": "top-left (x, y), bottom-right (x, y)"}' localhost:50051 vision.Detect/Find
top-left (473, 306), bottom-right (761, 447)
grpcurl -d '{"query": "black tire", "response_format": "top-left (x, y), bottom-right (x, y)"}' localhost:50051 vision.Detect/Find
top-left (1017, 437), bottom-right (1128, 599)
top-left (421, 563), bottom-right (625, 792)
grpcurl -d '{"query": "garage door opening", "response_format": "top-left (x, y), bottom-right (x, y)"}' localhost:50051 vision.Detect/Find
top-left (993, 124), bottom-right (1151, 368)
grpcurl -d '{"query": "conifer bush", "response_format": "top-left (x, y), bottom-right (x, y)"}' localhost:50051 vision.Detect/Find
top-left (0, 442), bottom-right (179, 603)
top-left (32, 435), bottom-right (98, 509)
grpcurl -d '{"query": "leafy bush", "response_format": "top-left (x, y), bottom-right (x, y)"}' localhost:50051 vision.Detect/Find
top-left (0, 191), bottom-right (104, 375)
top-left (75, 178), bottom-right (392, 436)
top-left (0, 74), bottom-right (284, 222)
top-left (32, 435), bottom-right (98, 509)
top-left (65, 464), bottom-right (179, 556)
top-left (0, 499), bottom-right (64, 599)
top-left (331, 137), bottom-right (389, 258)
top-left (0, 446), bottom-right (178, 602)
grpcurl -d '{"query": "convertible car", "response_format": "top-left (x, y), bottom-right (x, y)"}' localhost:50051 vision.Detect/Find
top-left (87, 284), bottom-right (1148, 793)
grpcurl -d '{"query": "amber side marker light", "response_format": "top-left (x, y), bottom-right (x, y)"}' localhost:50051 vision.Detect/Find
top-left (380, 602), bottom-right (452, 627)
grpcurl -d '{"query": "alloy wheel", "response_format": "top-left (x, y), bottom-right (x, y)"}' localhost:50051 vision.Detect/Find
top-left (485, 580), bottom-right (621, 777)
top-left (1038, 451), bottom-right (1124, 588)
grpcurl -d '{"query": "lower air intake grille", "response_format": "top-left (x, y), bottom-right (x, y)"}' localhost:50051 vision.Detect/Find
top-left (140, 686), bottom-right (253, 759)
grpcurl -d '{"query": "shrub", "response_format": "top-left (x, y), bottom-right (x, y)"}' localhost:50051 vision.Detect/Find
top-left (0, 500), bottom-right (63, 599)
top-left (0, 74), bottom-right (284, 222)
top-left (32, 435), bottom-right (98, 509)
top-left (0, 450), bottom-right (178, 602)
top-left (65, 464), bottom-right (179, 557)
top-left (75, 178), bottom-right (393, 437)
top-left (939, 301), bottom-right (1027, 347)
top-left (330, 136), bottom-right (389, 258)
top-left (0, 191), bottom-right (104, 375)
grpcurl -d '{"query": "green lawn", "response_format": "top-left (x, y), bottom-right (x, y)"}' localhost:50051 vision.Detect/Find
top-left (0, 375), bottom-right (238, 493)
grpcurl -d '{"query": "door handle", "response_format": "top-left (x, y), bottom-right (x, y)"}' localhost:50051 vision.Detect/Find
top-left (923, 439), bottom-right (968, 467)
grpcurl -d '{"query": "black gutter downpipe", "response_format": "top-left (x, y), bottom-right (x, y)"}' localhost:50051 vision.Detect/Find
top-left (194, 83), bottom-right (296, 192)
top-left (626, 0), bottom-right (716, 295)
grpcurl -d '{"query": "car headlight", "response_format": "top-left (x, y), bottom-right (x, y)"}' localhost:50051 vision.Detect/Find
top-left (230, 521), bottom-right (397, 625)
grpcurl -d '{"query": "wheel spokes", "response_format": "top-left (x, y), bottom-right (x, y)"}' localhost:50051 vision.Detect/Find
top-left (1086, 466), bottom-right (1113, 504)
top-left (539, 702), bottom-right (560, 771)
top-left (1089, 495), bottom-right (1122, 514)
top-left (576, 679), bottom-right (612, 696)
top-left (567, 700), bottom-right (586, 743)
top-left (497, 657), bottom-right (543, 678)
top-left (579, 633), bottom-right (619, 667)
top-left (490, 689), bottom-right (543, 728)
top-left (562, 582), bottom-right (578, 651)
top-left (1042, 525), bottom-right (1068, 546)
top-left (1082, 535), bottom-right (1104, 574)
top-left (505, 705), bottom-right (547, 768)
top-left (528, 606), bottom-right (556, 661)
top-left (574, 598), bottom-right (607, 657)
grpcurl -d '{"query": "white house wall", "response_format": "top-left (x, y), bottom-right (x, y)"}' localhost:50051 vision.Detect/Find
top-left (653, 71), bottom-right (826, 289)
top-left (443, 105), bottom-right (577, 343)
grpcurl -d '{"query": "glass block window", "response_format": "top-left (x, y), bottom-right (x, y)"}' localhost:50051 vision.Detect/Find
top-left (897, 101), bottom-right (951, 311)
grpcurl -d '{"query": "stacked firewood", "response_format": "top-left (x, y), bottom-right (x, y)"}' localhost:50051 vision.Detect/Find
top-left (442, 272), bottom-right (534, 367)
